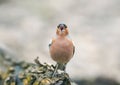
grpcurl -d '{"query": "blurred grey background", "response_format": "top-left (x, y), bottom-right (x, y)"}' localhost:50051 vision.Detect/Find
top-left (0, 0), bottom-right (120, 83)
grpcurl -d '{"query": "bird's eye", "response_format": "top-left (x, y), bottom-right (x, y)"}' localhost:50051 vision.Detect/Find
top-left (64, 24), bottom-right (67, 28)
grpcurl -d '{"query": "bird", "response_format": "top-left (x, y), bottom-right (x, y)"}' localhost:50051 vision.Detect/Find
top-left (49, 24), bottom-right (75, 76)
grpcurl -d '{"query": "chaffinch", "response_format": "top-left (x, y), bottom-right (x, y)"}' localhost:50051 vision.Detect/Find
top-left (49, 24), bottom-right (75, 76)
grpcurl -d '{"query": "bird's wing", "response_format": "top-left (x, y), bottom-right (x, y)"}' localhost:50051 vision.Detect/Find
top-left (73, 45), bottom-right (75, 56)
top-left (49, 38), bottom-right (55, 48)
top-left (71, 40), bottom-right (75, 56)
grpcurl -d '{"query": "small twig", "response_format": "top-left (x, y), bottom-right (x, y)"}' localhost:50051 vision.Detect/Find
top-left (34, 56), bottom-right (43, 66)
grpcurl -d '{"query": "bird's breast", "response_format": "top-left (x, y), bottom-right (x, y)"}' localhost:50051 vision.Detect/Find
top-left (50, 38), bottom-right (74, 63)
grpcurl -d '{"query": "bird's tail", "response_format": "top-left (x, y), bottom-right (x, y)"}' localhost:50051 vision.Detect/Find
top-left (57, 63), bottom-right (67, 71)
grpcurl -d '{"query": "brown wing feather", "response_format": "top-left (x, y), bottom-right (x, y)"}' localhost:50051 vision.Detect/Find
top-left (73, 45), bottom-right (75, 56)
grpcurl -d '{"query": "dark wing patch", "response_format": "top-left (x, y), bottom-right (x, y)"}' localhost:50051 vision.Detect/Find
top-left (49, 43), bottom-right (52, 48)
top-left (73, 45), bottom-right (75, 56)
top-left (49, 41), bottom-right (52, 49)
top-left (49, 38), bottom-right (55, 49)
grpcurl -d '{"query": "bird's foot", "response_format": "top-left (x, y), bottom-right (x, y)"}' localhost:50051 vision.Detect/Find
top-left (51, 64), bottom-right (58, 77)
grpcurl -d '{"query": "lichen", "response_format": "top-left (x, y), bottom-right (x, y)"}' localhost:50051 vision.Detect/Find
top-left (0, 57), bottom-right (77, 85)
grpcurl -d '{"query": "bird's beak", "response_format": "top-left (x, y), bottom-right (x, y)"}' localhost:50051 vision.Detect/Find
top-left (59, 25), bottom-right (65, 32)
top-left (60, 28), bottom-right (64, 32)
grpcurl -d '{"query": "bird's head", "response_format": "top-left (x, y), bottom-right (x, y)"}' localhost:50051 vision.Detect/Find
top-left (56, 24), bottom-right (69, 36)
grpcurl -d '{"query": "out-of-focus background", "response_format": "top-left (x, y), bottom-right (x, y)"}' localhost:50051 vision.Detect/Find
top-left (0, 0), bottom-right (120, 84)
